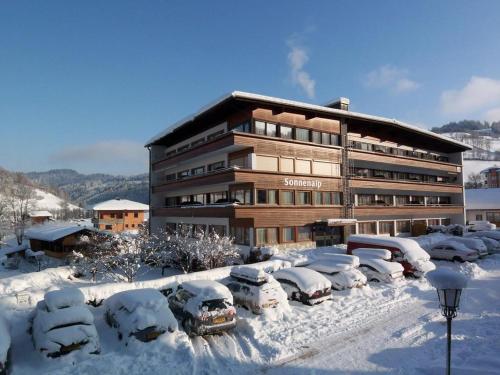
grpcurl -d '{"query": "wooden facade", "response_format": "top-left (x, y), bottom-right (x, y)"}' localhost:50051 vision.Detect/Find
top-left (94, 210), bottom-right (146, 232)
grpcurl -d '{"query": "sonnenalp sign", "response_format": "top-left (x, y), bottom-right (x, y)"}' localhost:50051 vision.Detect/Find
top-left (283, 178), bottom-right (322, 189)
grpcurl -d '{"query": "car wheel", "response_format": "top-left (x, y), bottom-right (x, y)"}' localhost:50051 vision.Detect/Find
top-left (452, 256), bottom-right (464, 263)
top-left (291, 291), bottom-right (299, 301)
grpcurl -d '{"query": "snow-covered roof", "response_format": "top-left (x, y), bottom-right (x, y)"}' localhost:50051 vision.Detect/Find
top-left (145, 91), bottom-right (471, 150)
top-left (348, 235), bottom-right (430, 262)
top-left (92, 198), bottom-right (149, 211)
top-left (305, 260), bottom-right (353, 274)
top-left (230, 266), bottom-right (268, 283)
top-left (359, 258), bottom-right (404, 274)
top-left (315, 253), bottom-right (360, 267)
top-left (0, 240), bottom-right (29, 257)
top-left (25, 223), bottom-right (93, 242)
top-left (352, 248), bottom-right (392, 260)
top-left (465, 188), bottom-right (500, 210)
top-left (105, 288), bottom-right (167, 313)
top-left (29, 210), bottom-right (53, 218)
top-left (181, 280), bottom-right (233, 301)
top-left (426, 268), bottom-right (468, 289)
top-left (273, 267), bottom-right (331, 294)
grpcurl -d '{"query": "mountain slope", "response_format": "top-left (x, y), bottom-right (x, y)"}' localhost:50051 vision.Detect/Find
top-left (25, 169), bottom-right (149, 207)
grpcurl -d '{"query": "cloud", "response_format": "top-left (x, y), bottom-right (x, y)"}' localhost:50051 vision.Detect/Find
top-left (440, 76), bottom-right (500, 117)
top-left (287, 38), bottom-right (316, 98)
top-left (364, 65), bottom-right (420, 93)
top-left (48, 140), bottom-right (148, 175)
top-left (484, 107), bottom-right (500, 123)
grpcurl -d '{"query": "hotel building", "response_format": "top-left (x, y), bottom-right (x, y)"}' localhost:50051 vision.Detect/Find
top-left (146, 92), bottom-right (470, 250)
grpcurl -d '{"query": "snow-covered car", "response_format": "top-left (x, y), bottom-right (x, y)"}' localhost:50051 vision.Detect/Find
top-left (429, 240), bottom-right (479, 262)
top-left (467, 220), bottom-right (496, 231)
top-left (472, 236), bottom-right (500, 254)
top-left (358, 257), bottom-right (405, 283)
top-left (168, 280), bottom-right (237, 336)
top-left (224, 266), bottom-right (288, 314)
top-left (0, 315), bottom-right (10, 375)
top-left (465, 230), bottom-right (500, 242)
top-left (347, 235), bottom-right (435, 277)
top-left (351, 248), bottom-right (391, 261)
top-left (272, 268), bottom-right (332, 305)
top-left (31, 288), bottom-right (100, 358)
top-left (448, 237), bottom-right (488, 258)
top-left (302, 259), bottom-right (367, 290)
top-left (104, 288), bottom-right (178, 343)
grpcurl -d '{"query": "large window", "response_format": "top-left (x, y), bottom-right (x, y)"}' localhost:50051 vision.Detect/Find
top-left (486, 212), bottom-right (500, 223)
top-left (297, 226), bottom-right (312, 241)
top-left (295, 128), bottom-right (310, 142)
top-left (396, 220), bottom-right (411, 234)
top-left (282, 227), bottom-right (295, 242)
top-left (257, 189), bottom-right (278, 204)
top-left (209, 191), bottom-right (227, 204)
top-left (375, 195), bottom-right (393, 206)
top-left (313, 161), bottom-right (340, 176)
top-left (191, 166), bottom-right (205, 176)
top-left (395, 195), bottom-right (410, 205)
top-left (256, 228), bottom-right (278, 245)
top-left (208, 161), bottom-right (225, 171)
top-left (229, 156), bottom-right (248, 168)
top-left (358, 222), bottom-right (376, 234)
top-left (297, 191), bottom-right (311, 205)
top-left (281, 190), bottom-right (295, 205)
top-left (208, 225), bottom-right (226, 236)
top-left (314, 191), bottom-right (338, 205)
top-left (233, 121), bottom-right (251, 133)
top-left (358, 194), bottom-right (375, 206)
top-left (379, 221), bottom-right (394, 235)
top-left (312, 131), bottom-right (321, 144)
top-left (254, 121), bottom-right (277, 137)
top-left (230, 189), bottom-right (252, 204)
top-left (177, 170), bottom-right (190, 179)
top-left (279, 125), bottom-right (293, 139)
top-left (230, 227), bottom-right (250, 245)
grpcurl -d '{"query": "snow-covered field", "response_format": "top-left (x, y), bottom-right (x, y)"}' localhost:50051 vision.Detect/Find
top-left (1, 255), bottom-right (499, 374)
top-left (33, 189), bottom-right (80, 211)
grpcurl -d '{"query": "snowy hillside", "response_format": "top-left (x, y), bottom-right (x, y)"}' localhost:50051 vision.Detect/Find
top-left (32, 189), bottom-right (80, 211)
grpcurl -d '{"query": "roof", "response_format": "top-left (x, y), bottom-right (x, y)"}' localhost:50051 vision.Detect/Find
top-left (181, 280), bottom-right (232, 300)
top-left (25, 223), bottom-right (94, 242)
top-left (92, 198), bottom-right (149, 211)
top-left (145, 91), bottom-right (471, 150)
top-left (466, 188), bottom-right (500, 210)
top-left (29, 210), bottom-right (53, 218)
top-left (480, 166), bottom-right (500, 174)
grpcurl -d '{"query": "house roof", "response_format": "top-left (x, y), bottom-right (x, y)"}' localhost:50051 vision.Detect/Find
top-left (92, 198), bottom-right (149, 211)
top-left (25, 223), bottom-right (94, 242)
top-left (145, 91), bottom-right (471, 151)
top-left (29, 210), bottom-right (53, 218)
top-left (466, 188), bottom-right (500, 210)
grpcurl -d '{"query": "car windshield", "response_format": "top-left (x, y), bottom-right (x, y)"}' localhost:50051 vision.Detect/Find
top-left (201, 299), bottom-right (229, 311)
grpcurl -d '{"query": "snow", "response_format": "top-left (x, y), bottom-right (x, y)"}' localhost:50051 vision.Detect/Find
top-left (352, 248), bottom-right (392, 260)
top-left (25, 223), bottom-right (94, 242)
top-left (104, 288), bottom-right (177, 337)
top-left (28, 210), bottom-right (53, 218)
top-left (349, 235), bottom-right (431, 263)
top-left (359, 257), bottom-right (405, 275)
top-left (426, 268), bottom-right (468, 289)
top-left (34, 306), bottom-right (94, 333)
top-left (465, 188), bottom-right (500, 209)
top-left (272, 268), bottom-right (331, 294)
top-left (0, 314), bottom-right (10, 365)
top-left (33, 189), bottom-right (80, 211)
top-left (230, 266), bottom-right (268, 283)
top-left (467, 230), bottom-right (500, 241)
top-left (181, 280), bottom-right (233, 302)
top-left (44, 288), bottom-right (85, 312)
top-left (314, 253), bottom-right (360, 267)
top-left (92, 199), bottom-right (149, 211)
top-left (304, 259), bottom-right (354, 274)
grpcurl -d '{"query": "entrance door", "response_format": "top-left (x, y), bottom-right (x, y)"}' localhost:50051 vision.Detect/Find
top-left (314, 224), bottom-right (343, 247)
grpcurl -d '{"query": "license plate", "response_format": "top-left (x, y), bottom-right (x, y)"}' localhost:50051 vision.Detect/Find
top-left (213, 316), bottom-right (226, 324)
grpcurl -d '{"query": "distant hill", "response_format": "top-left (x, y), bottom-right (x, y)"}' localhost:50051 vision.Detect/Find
top-left (431, 120), bottom-right (500, 135)
top-left (25, 169), bottom-right (149, 208)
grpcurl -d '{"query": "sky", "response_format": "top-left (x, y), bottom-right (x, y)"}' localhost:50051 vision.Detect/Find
top-left (1, 0), bottom-right (500, 175)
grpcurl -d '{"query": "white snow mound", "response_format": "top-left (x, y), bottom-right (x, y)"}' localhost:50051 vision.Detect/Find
top-left (426, 268), bottom-right (468, 289)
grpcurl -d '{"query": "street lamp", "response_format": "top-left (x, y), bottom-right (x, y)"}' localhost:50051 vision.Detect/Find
top-left (426, 268), bottom-right (468, 375)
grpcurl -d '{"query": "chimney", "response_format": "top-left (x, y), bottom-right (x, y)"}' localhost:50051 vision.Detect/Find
top-left (324, 97), bottom-right (350, 111)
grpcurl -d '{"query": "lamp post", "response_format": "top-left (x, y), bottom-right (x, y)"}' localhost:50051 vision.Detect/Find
top-left (426, 269), bottom-right (468, 375)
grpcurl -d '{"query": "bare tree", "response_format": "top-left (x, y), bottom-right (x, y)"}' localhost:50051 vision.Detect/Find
top-left (465, 172), bottom-right (483, 189)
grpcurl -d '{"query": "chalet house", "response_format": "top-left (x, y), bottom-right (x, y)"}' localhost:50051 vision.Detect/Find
top-left (92, 198), bottom-right (149, 232)
top-left (29, 210), bottom-right (53, 225)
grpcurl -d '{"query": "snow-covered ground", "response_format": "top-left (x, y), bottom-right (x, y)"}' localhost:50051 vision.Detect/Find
top-left (1, 254), bottom-right (499, 374)
top-left (33, 189), bottom-right (80, 211)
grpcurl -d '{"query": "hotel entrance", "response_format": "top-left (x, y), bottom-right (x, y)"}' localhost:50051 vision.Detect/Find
top-left (314, 219), bottom-right (357, 247)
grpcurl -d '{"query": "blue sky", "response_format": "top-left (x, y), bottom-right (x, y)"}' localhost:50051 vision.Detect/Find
top-left (1, 0), bottom-right (500, 175)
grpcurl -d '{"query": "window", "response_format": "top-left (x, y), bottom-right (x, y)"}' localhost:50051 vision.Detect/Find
top-left (209, 225), bottom-right (226, 236)
top-left (295, 128), bottom-right (310, 142)
top-left (379, 221), bottom-right (394, 235)
top-left (358, 222), bottom-right (376, 234)
top-left (358, 194), bottom-right (375, 206)
top-left (297, 191), bottom-right (311, 205)
top-left (229, 156), bottom-right (247, 168)
top-left (255, 121), bottom-right (266, 135)
top-left (475, 214), bottom-right (483, 220)
top-left (257, 190), bottom-right (267, 204)
top-left (321, 132), bottom-right (331, 145)
top-left (395, 195), bottom-right (410, 205)
top-left (165, 150), bottom-right (176, 157)
top-left (230, 189), bottom-right (252, 204)
top-left (110, 213), bottom-right (115, 218)
top-left (486, 212), bottom-right (500, 223)
top-left (314, 191), bottom-right (335, 205)
top-left (191, 166), bottom-right (205, 176)
top-left (193, 224), bottom-right (207, 236)
top-left (409, 196), bottom-right (425, 205)
top-left (100, 213), bottom-right (104, 219)
top-left (279, 125), bottom-right (293, 139)
top-left (373, 170), bottom-right (392, 179)
top-left (355, 168), bottom-right (370, 178)
top-left (428, 219), bottom-right (440, 226)
top-left (256, 228), bottom-right (278, 245)
top-left (256, 228), bottom-right (266, 246)
top-left (177, 170), bottom-right (190, 179)
top-left (427, 196), bottom-right (439, 205)
top-left (256, 155), bottom-right (278, 171)
top-left (283, 227), bottom-right (295, 242)
top-left (375, 195), bottom-right (392, 206)
top-left (295, 159), bottom-right (311, 174)
top-left (330, 134), bottom-right (340, 146)
top-left (297, 226), bottom-right (312, 241)
top-left (280, 157), bottom-right (294, 173)
top-left (396, 220), bottom-right (411, 234)
top-left (191, 138), bottom-right (205, 147)
top-left (267, 123), bottom-right (277, 137)
top-left (312, 131), bottom-right (321, 144)
top-left (394, 172), bottom-right (407, 180)
top-left (117, 213), bottom-right (123, 219)
top-left (257, 189), bottom-right (278, 204)
top-left (208, 161), bottom-right (225, 171)
top-left (177, 144), bottom-right (189, 153)
top-left (209, 191), bottom-right (228, 204)
top-left (207, 130), bottom-right (224, 141)
top-left (134, 212), bottom-right (138, 218)
top-left (408, 173), bottom-right (422, 181)
top-left (165, 222), bottom-right (176, 233)
top-left (165, 197), bottom-right (177, 207)
top-left (165, 173), bottom-right (176, 181)
top-left (233, 121), bottom-right (251, 133)
top-left (230, 227), bottom-right (250, 245)
top-left (191, 194), bottom-right (205, 205)
top-left (131, 224), bottom-right (135, 228)
top-left (439, 196), bottom-right (451, 205)
top-left (332, 192), bottom-right (342, 205)
top-left (105, 225), bottom-right (112, 230)
top-left (313, 161), bottom-right (332, 176)
top-left (281, 190), bottom-right (294, 205)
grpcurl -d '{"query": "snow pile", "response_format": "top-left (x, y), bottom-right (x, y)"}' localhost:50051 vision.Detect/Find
top-left (426, 268), bottom-right (468, 289)
top-left (105, 288), bottom-right (177, 338)
top-left (326, 268), bottom-right (367, 290)
top-left (314, 253), bottom-right (360, 267)
top-left (32, 288), bottom-right (100, 357)
top-left (273, 268), bottom-right (331, 294)
top-left (358, 257), bottom-right (404, 275)
top-left (230, 266), bottom-right (269, 283)
top-left (352, 248), bottom-right (391, 260)
top-left (0, 314), bottom-right (10, 366)
top-left (181, 280), bottom-right (235, 318)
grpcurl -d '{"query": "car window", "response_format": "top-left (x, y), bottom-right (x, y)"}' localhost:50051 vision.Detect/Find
top-left (361, 265), bottom-right (377, 272)
top-left (176, 289), bottom-right (192, 303)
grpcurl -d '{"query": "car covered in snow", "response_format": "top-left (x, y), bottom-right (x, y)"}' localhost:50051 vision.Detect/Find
top-left (0, 315), bottom-right (10, 375)
top-left (357, 257), bottom-right (405, 283)
top-left (302, 258), bottom-right (367, 290)
top-left (465, 230), bottom-right (500, 242)
top-left (351, 248), bottom-right (392, 260)
top-left (472, 236), bottom-right (500, 254)
top-left (168, 280), bottom-right (237, 336)
top-left (347, 235), bottom-right (435, 277)
top-left (31, 288), bottom-right (100, 358)
top-left (429, 240), bottom-right (479, 262)
top-left (467, 220), bottom-right (496, 232)
top-left (448, 237), bottom-right (488, 258)
top-left (104, 288), bottom-right (178, 343)
top-left (272, 267), bottom-right (332, 305)
top-left (224, 266), bottom-right (288, 314)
